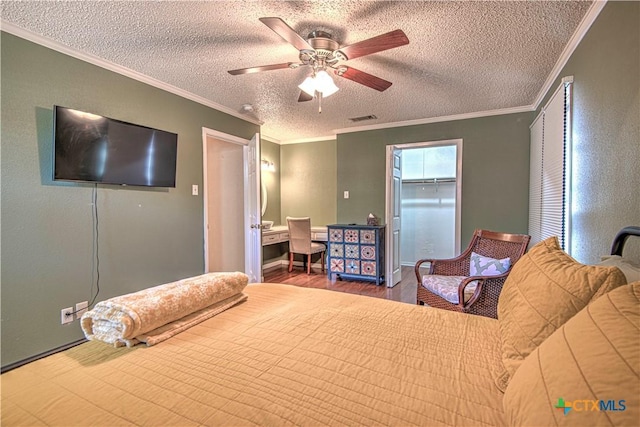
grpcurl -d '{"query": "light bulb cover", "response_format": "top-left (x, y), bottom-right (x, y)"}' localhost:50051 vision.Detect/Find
top-left (298, 76), bottom-right (317, 97)
top-left (298, 70), bottom-right (339, 98)
top-left (315, 70), bottom-right (339, 97)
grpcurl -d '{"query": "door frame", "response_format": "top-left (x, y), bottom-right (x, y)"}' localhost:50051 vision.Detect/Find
top-left (202, 128), bottom-right (262, 279)
top-left (384, 146), bottom-right (402, 288)
top-left (384, 138), bottom-right (463, 285)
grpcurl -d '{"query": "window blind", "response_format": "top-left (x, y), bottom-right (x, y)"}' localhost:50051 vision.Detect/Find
top-left (529, 77), bottom-right (573, 251)
top-left (529, 114), bottom-right (544, 245)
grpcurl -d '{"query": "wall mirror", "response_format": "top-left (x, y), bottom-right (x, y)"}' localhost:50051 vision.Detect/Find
top-left (261, 180), bottom-right (267, 216)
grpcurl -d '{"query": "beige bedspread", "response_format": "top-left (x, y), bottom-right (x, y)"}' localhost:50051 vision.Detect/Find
top-left (2, 283), bottom-right (506, 426)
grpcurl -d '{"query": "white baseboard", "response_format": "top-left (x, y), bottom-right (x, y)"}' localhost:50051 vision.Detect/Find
top-left (262, 259), bottom-right (325, 271)
top-left (262, 260), bottom-right (285, 270)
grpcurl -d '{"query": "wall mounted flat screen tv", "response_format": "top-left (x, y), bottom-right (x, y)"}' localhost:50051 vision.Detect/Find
top-left (53, 106), bottom-right (178, 187)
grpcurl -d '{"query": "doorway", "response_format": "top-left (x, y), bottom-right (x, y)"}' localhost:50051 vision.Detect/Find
top-left (385, 139), bottom-right (462, 287)
top-left (202, 129), bottom-right (262, 280)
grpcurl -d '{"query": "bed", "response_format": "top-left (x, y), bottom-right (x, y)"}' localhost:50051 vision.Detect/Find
top-left (2, 229), bottom-right (639, 426)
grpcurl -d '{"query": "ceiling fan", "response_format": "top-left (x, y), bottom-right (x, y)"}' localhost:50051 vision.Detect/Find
top-left (228, 17), bottom-right (409, 110)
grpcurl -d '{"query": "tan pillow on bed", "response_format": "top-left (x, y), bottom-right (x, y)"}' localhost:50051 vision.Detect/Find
top-left (503, 282), bottom-right (640, 426)
top-left (497, 236), bottom-right (627, 383)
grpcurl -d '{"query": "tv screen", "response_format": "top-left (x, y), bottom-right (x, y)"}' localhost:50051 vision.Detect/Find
top-left (53, 106), bottom-right (178, 187)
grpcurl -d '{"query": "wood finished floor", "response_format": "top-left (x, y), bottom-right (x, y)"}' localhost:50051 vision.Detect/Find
top-left (263, 265), bottom-right (418, 305)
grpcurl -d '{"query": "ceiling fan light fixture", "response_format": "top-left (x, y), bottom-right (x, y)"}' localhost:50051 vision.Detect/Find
top-left (315, 70), bottom-right (339, 97)
top-left (298, 70), bottom-right (339, 98)
top-left (298, 76), bottom-right (317, 97)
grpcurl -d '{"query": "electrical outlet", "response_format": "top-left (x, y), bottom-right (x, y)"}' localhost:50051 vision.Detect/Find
top-left (61, 307), bottom-right (73, 325)
top-left (75, 301), bottom-right (89, 319)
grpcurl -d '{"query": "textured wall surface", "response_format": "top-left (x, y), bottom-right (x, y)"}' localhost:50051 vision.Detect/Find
top-left (280, 139), bottom-right (337, 226)
top-left (1, 33), bottom-right (258, 367)
top-left (535, 1), bottom-right (640, 263)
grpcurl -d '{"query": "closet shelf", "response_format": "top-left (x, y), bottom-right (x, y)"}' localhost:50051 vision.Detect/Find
top-left (402, 177), bottom-right (456, 184)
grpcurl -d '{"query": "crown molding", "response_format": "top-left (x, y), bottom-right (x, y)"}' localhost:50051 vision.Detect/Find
top-left (279, 134), bottom-right (337, 145)
top-left (260, 134), bottom-right (281, 144)
top-left (532, 0), bottom-right (607, 109)
top-left (333, 105), bottom-right (534, 135)
top-left (1, 20), bottom-right (263, 126)
top-left (262, 133), bottom-right (336, 146)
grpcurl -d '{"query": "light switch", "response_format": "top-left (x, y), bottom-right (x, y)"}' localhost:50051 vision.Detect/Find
top-left (192, 184), bottom-right (199, 196)
top-left (344, 191), bottom-right (349, 199)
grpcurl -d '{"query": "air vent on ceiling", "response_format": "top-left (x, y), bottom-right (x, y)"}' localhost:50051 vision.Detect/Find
top-left (348, 114), bottom-right (378, 123)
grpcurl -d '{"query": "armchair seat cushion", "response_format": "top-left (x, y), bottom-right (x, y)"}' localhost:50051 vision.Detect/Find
top-left (421, 275), bottom-right (478, 304)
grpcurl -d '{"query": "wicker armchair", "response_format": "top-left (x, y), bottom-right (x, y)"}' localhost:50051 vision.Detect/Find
top-left (415, 229), bottom-right (530, 318)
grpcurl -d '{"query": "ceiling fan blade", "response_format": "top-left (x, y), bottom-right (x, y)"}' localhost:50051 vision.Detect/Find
top-left (228, 62), bottom-right (297, 75)
top-left (298, 91), bottom-right (314, 102)
top-left (335, 66), bottom-right (392, 92)
top-left (336, 29), bottom-right (409, 60)
top-left (259, 17), bottom-right (314, 52)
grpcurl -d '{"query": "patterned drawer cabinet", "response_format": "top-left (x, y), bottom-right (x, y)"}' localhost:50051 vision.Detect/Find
top-left (327, 224), bottom-right (386, 285)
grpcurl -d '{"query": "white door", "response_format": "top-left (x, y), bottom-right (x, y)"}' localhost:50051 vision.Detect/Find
top-left (202, 129), bottom-right (261, 281)
top-left (244, 133), bottom-right (262, 282)
top-left (385, 146), bottom-right (402, 287)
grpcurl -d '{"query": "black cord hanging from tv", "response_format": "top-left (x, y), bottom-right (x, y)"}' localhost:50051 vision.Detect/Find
top-left (64, 184), bottom-right (101, 317)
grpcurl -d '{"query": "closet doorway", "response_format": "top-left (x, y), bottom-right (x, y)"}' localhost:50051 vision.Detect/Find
top-left (385, 139), bottom-right (462, 287)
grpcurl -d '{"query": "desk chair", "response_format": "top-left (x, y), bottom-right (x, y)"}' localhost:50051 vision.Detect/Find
top-left (287, 217), bottom-right (326, 274)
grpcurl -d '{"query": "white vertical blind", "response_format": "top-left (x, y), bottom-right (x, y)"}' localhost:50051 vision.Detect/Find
top-left (529, 78), bottom-right (573, 251)
top-left (529, 114), bottom-right (544, 245)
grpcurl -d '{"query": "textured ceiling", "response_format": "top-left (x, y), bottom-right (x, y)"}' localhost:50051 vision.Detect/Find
top-left (1, 1), bottom-right (593, 142)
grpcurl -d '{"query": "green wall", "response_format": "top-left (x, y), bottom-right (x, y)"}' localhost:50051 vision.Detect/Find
top-left (535, 0), bottom-right (640, 263)
top-left (1, 32), bottom-right (259, 367)
top-left (280, 139), bottom-right (337, 226)
top-left (336, 113), bottom-right (534, 245)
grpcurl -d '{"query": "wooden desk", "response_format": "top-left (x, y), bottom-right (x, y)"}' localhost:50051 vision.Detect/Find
top-left (262, 225), bottom-right (328, 246)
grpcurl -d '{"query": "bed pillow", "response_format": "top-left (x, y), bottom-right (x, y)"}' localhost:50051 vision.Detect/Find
top-left (497, 236), bottom-right (627, 382)
top-left (503, 282), bottom-right (640, 426)
top-left (470, 252), bottom-right (510, 276)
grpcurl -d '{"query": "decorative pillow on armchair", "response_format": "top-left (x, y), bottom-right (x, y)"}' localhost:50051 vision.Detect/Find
top-left (496, 236), bottom-right (627, 385)
top-left (470, 252), bottom-right (510, 276)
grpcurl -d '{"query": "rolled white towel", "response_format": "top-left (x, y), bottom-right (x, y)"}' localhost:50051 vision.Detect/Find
top-left (81, 272), bottom-right (248, 347)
